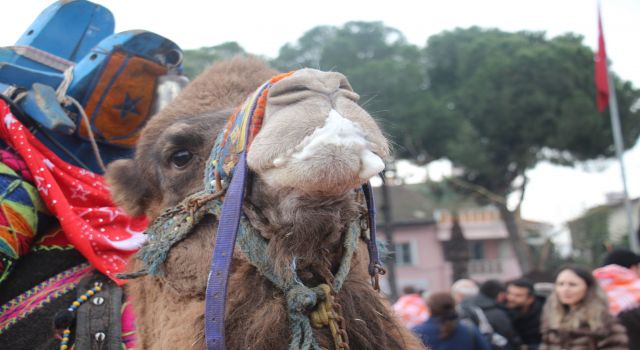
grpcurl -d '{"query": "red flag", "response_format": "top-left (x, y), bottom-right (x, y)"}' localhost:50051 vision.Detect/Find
top-left (595, 4), bottom-right (609, 112)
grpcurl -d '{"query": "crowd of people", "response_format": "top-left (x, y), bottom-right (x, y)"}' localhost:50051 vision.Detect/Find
top-left (393, 249), bottom-right (640, 350)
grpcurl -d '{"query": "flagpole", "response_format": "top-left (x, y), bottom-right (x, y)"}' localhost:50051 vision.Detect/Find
top-left (606, 67), bottom-right (639, 252)
top-left (597, 1), bottom-right (638, 252)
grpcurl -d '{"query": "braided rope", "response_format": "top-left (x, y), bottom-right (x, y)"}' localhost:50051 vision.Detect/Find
top-left (117, 190), bottom-right (223, 278)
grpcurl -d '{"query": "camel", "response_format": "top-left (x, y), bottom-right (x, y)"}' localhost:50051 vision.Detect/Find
top-left (106, 56), bottom-right (427, 350)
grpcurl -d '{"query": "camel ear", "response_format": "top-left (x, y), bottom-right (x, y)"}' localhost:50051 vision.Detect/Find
top-left (106, 159), bottom-right (156, 217)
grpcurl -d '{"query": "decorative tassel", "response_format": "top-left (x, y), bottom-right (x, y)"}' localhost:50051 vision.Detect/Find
top-left (56, 282), bottom-right (103, 350)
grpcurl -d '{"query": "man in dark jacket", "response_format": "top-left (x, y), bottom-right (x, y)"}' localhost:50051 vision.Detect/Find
top-left (460, 279), bottom-right (521, 350)
top-left (506, 278), bottom-right (543, 350)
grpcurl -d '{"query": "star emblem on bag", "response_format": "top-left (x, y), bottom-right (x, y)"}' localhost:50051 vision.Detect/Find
top-left (113, 93), bottom-right (143, 119)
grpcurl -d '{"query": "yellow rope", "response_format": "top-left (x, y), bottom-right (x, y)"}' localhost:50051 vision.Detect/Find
top-left (310, 284), bottom-right (347, 350)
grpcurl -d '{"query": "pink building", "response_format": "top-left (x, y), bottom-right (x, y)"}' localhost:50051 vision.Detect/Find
top-left (436, 207), bottom-right (523, 286)
top-left (375, 184), bottom-right (524, 294)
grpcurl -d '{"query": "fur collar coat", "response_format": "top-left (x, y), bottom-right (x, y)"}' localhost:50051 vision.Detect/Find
top-left (540, 297), bottom-right (628, 350)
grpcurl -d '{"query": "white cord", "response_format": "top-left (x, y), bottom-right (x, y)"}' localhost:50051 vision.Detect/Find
top-left (61, 95), bottom-right (107, 172)
top-left (54, 67), bottom-right (107, 172)
top-left (56, 67), bottom-right (73, 101)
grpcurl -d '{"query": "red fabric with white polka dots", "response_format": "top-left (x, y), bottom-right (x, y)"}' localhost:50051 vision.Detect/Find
top-left (0, 101), bottom-right (148, 284)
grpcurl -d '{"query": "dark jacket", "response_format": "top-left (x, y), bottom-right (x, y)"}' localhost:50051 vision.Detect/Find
top-left (510, 297), bottom-right (544, 346)
top-left (617, 307), bottom-right (640, 350)
top-left (539, 318), bottom-right (628, 350)
top-left (461, 294), bottom-right (521, 349)
top-left (413, 317), bottom-right (492, 350)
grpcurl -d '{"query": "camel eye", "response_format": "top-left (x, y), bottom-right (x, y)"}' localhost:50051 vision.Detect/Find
top-left (170, 150), bottom-right (193, 168)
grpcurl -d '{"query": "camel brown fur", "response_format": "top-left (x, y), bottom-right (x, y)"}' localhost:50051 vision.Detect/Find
top-left (106, 56), bottom-right (426, 349)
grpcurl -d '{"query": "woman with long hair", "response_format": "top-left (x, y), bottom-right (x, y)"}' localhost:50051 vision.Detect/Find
top-left (540, 265), bottom-right (628, 350)
top-left (413, 292), bottom-right (491, 350)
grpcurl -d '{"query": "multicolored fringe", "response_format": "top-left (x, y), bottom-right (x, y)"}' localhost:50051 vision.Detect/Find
top-left (0, 263), bottom-right (93, 334)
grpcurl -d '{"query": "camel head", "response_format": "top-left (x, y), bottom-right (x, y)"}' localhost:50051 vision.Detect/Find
top-left (246, 69), bottom-right (388, 197)
top-left (104, 57), bottom-right (426, 350)
top-left (106, 59), bottom-right (388, 219)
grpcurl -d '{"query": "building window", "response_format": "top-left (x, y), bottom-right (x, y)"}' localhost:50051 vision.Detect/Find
top-left (470, 241), bottom-right (485, 260)
top-left (394, 242), bottom-right (414, 266)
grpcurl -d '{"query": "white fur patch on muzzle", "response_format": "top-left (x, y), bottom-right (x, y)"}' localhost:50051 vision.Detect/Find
top-left (274, 109), bottom-right (385, 180)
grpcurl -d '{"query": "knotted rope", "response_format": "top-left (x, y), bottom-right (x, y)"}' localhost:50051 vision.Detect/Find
top-left (234, 216), bottom-right (360, 350)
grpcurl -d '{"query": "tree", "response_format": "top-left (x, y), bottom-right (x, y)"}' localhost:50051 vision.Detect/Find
top-left (568, 205), bottom-right (617, 268)
top-left (421, 180), bottom-right (471, 281)
top-left (446, 215), bottom-right (470, 281)
top-left (418, 27), bottom-right (640, 272)
top-left (182, 42), bottom-right (247, 78)
top-left (272, 22), bottom-right (428, 159)
top-left (275, 24), bottom-right (640, 275)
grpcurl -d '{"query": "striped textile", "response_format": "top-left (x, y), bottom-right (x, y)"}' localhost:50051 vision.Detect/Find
top-left (211, 71), bottom-right (293, 183)
top-left (0, 263), bottom-right (93, 334)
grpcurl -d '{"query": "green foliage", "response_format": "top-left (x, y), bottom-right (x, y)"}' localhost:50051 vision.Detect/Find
top-left (272, 24), bottom-right (640, 273)
top-left (274, 25), bottom-right (640, 200)
top-left (182, 42), bottom-right (247, 78)
top-left (568, 205), bottom-right (612, 268)
top-left (422, 27), bottom-right (640, 196)
top-left (272, 22), bottom-right (428, 159)
top-left (419, 179), bottom-right (477, 211)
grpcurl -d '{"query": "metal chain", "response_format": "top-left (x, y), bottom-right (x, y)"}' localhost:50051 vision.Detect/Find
top-left (318, 248), bottom-right (350, 350)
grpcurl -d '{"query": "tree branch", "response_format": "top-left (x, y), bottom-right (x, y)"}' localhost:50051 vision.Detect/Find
top-left (448, 177), bottom-right (506, 205)
top-left (514, 173), bottom-right (528, 214)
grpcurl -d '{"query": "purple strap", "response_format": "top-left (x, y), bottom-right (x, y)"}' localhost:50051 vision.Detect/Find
top-left (204, 151), bottom-right (248, 350)
top-left (204, 167), bottom-right (381, 350)
top-left (362, 182), bottom-right (381, 277)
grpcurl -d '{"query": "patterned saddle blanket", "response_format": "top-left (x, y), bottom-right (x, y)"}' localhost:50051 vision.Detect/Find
top-left (0, 100), bottom-right (146, 349)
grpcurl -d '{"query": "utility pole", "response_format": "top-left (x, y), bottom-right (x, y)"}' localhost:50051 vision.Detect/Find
top-left (380, 164), bottom-right (398, 301)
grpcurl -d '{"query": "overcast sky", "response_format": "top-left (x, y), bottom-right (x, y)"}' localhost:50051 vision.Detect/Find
top-left (2, 0), bottom-right (639, 230)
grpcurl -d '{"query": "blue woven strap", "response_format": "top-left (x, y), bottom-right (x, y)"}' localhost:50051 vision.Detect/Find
top-left (204, 151), bottom-right (248, 350)
top-left (362, 182), bottom-right (381, 277)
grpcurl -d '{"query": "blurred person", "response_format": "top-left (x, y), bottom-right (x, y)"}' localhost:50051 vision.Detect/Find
top-left (413, 292), bottom-right (492, 350)
top-left (506, 278), bottom-right (544, 350)
top-left (451, 278), bottom-right (479, 304)
top-left (539, 265), bottom-right (628, 350)
top-left (460, 279), bottom-right (521, 349)
top-left (593, 248), bottom-right (640, 349)
top-left (489, 279), bottom-right (508, 304)
top-left (393, 285), bottom-right (430, 329)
